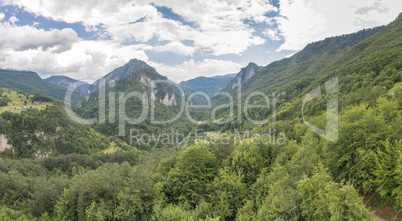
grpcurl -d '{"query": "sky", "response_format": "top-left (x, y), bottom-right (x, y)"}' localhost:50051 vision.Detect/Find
top-left (0, 0), bottom-right (400, 83)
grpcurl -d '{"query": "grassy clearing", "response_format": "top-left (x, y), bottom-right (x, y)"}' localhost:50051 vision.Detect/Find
top-left (102, 142), bottom-right (121, 154)
top-left (0, 89), bottom-right (53, 114)
top-left (388, 82), bottom-right (402, 95)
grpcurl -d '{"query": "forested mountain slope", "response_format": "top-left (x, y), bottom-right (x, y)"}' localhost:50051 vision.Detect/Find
top-left (0, 69), bottom-right (80, 101)
top-left (236, 25), bottom-right (385, 98)
top-left (0, 90), bottom-right (134, 158)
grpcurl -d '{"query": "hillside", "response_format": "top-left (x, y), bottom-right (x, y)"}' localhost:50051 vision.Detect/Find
top-left (0, 98), bottom-right (135, 158)
top-left (0, 89), bottom-right (53, 114)
top-left (0, 69), bottom-right (82, 101)
top-left (225, 26), bottom-right (385, 99)
top-left (180, 73), bottom-right (236, 95)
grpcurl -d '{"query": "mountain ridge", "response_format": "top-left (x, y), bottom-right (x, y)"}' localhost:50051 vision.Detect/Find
top-left (0, 69), bottom-right (81, 101)
top-left (45, 75), bottom-right (90, 95)
top-left (89, 59), bottom-right (157, 92)
top-left (179, 73), bottom-right (236, 95)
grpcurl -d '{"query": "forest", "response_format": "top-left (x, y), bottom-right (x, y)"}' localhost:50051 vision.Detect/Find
top-left (1, 95), bottom-right (402, 220)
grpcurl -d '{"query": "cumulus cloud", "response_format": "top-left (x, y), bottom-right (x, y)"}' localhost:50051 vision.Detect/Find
top-left (0, 22), bottom-right (150, 80)
top-left (131, 0), bottom-right (274, 55)
top-left (275, 0), bottom-right (401, 51)
top-left (150, 59), bottom-right (244, 83)
top-left (2, 0), bottom-right (157, 28)
top-left (0, 0), bottom-right (399, 83)
top-left (263, 29), bottom-right (281, 40)
top-left (153, 42), bottom-right (196, 56)
top-left (2, 0), bottom-right (276, 56)
top-left (0, 23), bottom-right (79, 52)
top-left (9, 15), bottom-right (18, 24)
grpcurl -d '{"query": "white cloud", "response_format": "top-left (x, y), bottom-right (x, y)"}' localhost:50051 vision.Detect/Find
top-left (0, 0), bottom-right (399, 84)
top-left (0, 20), bottom-right (241, 82)
top-left (130, 0), bottom-right (274, 55)
top-left (0, 22), bottom-right (150, 80)
top-left (9, 16), bottom-right (19, 24)
top-left (150, 59), bottom-right (244, 83)
top-left (2, 0), bottom-right (276, 56)
top-left (45, 41), bottom-right (150, 80)
top-left (2, 0), bottom-right (157, 28)
top-left (0, 23), bottom-right (79, 52)
top-left (275, 0), bottom-right (402, 51)
top-left (134, 0), bottom-right (276, 29)
top-left (263, 29), bottom-right (281, 40)
top-left (153, 42), bottom-right (196, 56)
top-left (240, 0), bottom-right (278, 23)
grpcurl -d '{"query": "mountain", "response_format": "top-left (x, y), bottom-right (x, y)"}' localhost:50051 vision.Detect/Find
top-left (179, 73), bottom-right (236, 95)
top-left (226, 62), bottom-right (261, 90)
top-left (89, 59), bottom-right (154, 92)
top-left (0, 69), bottom-right (80, 101)
top-left (230, 26), bottom-right (385, 99)
top-left (45, 75), bottom-right (90, 95)
top-left (79, 59), bottom-right (199, 146)
top-left (86, 60), bottom-right (178, 106)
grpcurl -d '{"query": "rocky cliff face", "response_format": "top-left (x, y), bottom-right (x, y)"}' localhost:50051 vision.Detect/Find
top-left (161, 93), bottom-right (177, 106)
top-left (45, 75), bottom-right (90, 94)
top-left (0, 134), bottom-right (12, 152)
top-left (139, 74), bottom-right (177, 106)
top-left (231, 62), bottom-right (261, 89)
top-left (140, 74), bottom-right (157, 89)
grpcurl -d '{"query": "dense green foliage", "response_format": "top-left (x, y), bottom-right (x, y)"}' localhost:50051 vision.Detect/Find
top-left (31, 94), bottom-right (53, 103)
top-left (0, 151), bottom-right (140, 220)
top-left (0, 103), bottom-right (115, 158)
top-left (0, 98), bottom-right (10, 106)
